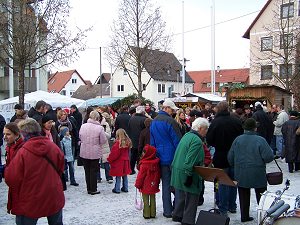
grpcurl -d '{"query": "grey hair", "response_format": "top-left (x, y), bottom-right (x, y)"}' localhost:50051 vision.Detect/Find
top-left (89, 110), bottom-right (100, 121)
top-left (191, 117), bottom-right (209, 131)
top-left (18, 118), bottom-right (41, 134)
top-left (136, 106), bottom-right (145, 114)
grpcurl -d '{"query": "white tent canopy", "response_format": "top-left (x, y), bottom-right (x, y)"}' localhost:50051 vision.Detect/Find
top-left (0, 90), bottom-right (86, 111)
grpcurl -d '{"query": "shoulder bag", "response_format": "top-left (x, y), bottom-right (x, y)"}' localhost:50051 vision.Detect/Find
top-left (266, 159), bottom-right (283, 185)
top-left (44, 156), bottom-right (67, 191)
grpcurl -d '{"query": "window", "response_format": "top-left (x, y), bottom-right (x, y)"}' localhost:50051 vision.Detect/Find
top-left (142, 84), bottom-right (146, 91)
top-left (280, 33), bottom-right (293, 49)
top-left (261, 37), bottom-right (273, 51)
top-left (281, 2), bottom-right (294, 19)
top-left (70, 91), bottom-right (74, 96)
top-left (71, 78), bottom-right (77, 84)
top-left (206, 83), bottom-right (211, 88)
top-left (158, 84), bottom-right (165, 93)
top-left (261, 65), bottom-right (273, 80)
top-left (60, 90), bottom-right (66, 95)
top-left (117, 85), bottom-right (124, 92)
top-left (279, 64), bottom-right (292, 78)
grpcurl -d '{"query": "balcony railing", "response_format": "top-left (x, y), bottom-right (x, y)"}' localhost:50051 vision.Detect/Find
top-left (0, 76), bottom-right (37, 92)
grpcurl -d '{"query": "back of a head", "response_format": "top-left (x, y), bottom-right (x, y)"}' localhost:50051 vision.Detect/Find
top-left (136, 106), bottom-right (145, 114)
top-left (192, 117), bottom-right (209, 131)
top-left (121, 105), bottom-right (129, 113)
top-left (18, 118), bottom-right (41, 135)
top-left (144, 118), bottom-right (152, 127)
top-left (89, 110), bottom-right (100, 121)
top-left (216, 101), bottom-right (229, 113)
top-left (14, 104), bottom-right (23, 110)
top-left (35, 100), bottom-right (46, 110)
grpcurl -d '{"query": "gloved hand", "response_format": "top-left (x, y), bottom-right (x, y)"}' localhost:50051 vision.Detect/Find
top-left (184, 175), bottom-right (193, 187)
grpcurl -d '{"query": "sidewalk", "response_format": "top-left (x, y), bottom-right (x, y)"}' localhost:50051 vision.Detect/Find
top-left (0, 159), bottom-right (299, 225)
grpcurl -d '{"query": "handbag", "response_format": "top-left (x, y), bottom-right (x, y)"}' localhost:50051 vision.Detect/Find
top-left (135, 189), bottom-right (143, 210)
top-left (266, 159), bottom-right (283, 185)
top-left (44, 156), bottom-right (67, 191)
top-left (196, 210), bottom-right (230, 225)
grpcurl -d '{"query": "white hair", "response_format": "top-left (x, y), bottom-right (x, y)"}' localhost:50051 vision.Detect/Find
top-left (136, 106), bottom-right (145, 114)
top-left (191, 117), bottom-right (209, 131)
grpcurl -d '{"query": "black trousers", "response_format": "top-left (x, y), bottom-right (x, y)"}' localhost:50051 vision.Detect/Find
top-left (288, 162), bottom-right (300, 172)
top-left (238, 186), bottom-right (266, 221)
top-left (82, 158), bottom-right (99, 192)
top-left (130, 147), bottom-right (138, 173)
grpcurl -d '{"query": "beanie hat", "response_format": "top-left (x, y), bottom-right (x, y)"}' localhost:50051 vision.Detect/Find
top-left (59, 126), bottom-right (69, 137)
top-left (42, 114), bottom-right (54, 124)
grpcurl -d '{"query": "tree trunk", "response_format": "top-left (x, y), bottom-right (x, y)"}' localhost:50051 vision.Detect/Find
top-left (18, 67), bottom-right (25, 108)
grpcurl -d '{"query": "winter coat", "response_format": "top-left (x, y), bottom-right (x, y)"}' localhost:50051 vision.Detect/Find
top-left (41, 126), bottom-right (61, 149)
top-left (203, 143), bottom-right (212, 167)
top-left (252, 107), bottom-right (274, 144)
top-left (0, 114), bottom-right (5, 147)
top-left (150, 111), bottom-right (182, 165)
top-left (228, 131), bottom-right (274, 188)
top-left (61, 136), bottom-right (74, 162)
top-left (282, 118), bottom-right (300, 163)
top-left (273, 110), bottom-right (289, 136)
top-left (5, 136), bottom-right (65, 218)
top-left (79, 119), bottom-right (107, 160)
top-left (206, 111), bottom-right (243, 168)
top-left (138, 127), bottom-right (151, 154)
top-left (128, 113), bottom-right (146, 149)
top-left (71, 110), bottom-right (83, 130)
top-left (27, 107), bottom-right (43, 123)
top-left (135, 145), bottom-right (160, 194)
top-left (100, 118), bottom-right (111, 163)
top-left (107, 140), bottom-right (131, 177)
top-left (4, 137), bottom-right (24, 213)
top-left (114, 111), bottom-right (131, 135)
top-left (171, 131), bottom-right (204, 194)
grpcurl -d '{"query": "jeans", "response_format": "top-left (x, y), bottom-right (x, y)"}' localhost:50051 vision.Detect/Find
top-left (275, 135), bottom-right (284, 157)
top-left (114, 176), bottom-right (128, 192)
top-left (16, 209), bottom-right (63, 225)
top-left (64, 161), bottom-right (76, 183)
top-left (97, 162), bottom-right (113, 181)
top-left (270, 135), bottom-right (277, 155)
top-left (161, 165), bottom-right (173, 216)
top-left (218, 167), bottom-right (237, 215)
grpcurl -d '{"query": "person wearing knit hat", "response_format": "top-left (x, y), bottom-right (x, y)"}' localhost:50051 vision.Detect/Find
top-left (40, 114), bottom-right (62, 150)
top-left (228, 118), bottom-right (274, 222)
top-left (59, 126), bottom-right (79, 186)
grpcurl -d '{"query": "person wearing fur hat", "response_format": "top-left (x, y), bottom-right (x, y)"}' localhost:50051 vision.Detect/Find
top-left (5, 118), bottom-right (65, 224)
top-left (228, 118), bottom-right (274, 222)
top-left (135, 145), bottom-right (160, 219)
top-left (60, 126), bottom-right (79, 186)
top-left (282, 111), bottom-right (300, 173)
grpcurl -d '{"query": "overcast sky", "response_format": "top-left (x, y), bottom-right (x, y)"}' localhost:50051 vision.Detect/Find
top-left (55, 0), bottom-right (267, 82)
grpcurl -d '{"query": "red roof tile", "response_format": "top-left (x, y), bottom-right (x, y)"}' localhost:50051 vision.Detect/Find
top-left (48, 69), bottom-right (86, 93)
top-left (188, 68), bottom-right (249, 92)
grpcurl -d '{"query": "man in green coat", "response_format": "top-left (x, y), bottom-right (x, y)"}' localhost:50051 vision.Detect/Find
top-left (171, 117), bottom-right (209, 225)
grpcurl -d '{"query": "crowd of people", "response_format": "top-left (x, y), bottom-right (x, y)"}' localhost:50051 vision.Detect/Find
top-left (0, 99), bottom-right (299, 225)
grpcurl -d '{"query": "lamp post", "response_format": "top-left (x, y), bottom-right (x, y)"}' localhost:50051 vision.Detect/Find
top-left (211, 0), bottom-right (216, 95)
top-left (99, 46), bottom-right (102, 98)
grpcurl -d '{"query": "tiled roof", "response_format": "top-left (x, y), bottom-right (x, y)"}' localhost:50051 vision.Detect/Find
top-left (48, 69), bottom-right (86, 93)
top-left (243, 0), bottom-right (272, 39)
top-left (94, 73), bottom-right (111, 84)
top-left (71, 84), bottom-right (110, 100)
top-left (130, 47), bottom-right (194, 83)
top-left (188, 68), bottom-right (249, 92)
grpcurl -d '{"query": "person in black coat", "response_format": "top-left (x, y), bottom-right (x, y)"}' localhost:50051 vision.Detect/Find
top-left (10, 104), bottom-right (23, 122)
top-left (206, 101), bottom-right (243, 216)
top-left (28, 100), bottom-right (46, 124)
top-left (70, 105), bottom-right (82, 130)
top-left (45, 104), bottom-right (58, 122)
top-left (114, 106), bottom-right (131, 135)
top-left (128, 106), bottom-right (147, 174)
top-left (252, 102), bottom-right (274, 145)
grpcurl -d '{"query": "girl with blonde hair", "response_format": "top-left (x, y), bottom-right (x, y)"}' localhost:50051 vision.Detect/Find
top-left (108, 129), bottom-right (132, 193)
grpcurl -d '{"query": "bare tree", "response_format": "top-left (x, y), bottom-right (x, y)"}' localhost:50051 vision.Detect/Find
top-left (0, 0), bottom-right (90, 106)
top-left (106, 0), bottom-right (171, 98)
top-left (251, 0), bottom-right (300, 108)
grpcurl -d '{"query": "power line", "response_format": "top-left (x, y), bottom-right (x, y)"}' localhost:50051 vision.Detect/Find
top-left (172, 10), bottom-right (260, 36)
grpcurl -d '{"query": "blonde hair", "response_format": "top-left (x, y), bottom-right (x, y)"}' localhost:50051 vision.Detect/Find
top-left (57, 109), bottom-right (67, 120)
top-left (115, 128), bottom-right (132, 148)
top-left (175, 108), bottom-right (184, 128)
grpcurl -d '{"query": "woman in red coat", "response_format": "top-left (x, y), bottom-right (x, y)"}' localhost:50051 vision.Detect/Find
top-left (5, 118), bottom-right (65, 224)
top-left (3, 123), bottom-right (24, 214)
top-left (108, 128), bottom-right (132, 194)
top-left (135, 145), bottom-right (160, 219)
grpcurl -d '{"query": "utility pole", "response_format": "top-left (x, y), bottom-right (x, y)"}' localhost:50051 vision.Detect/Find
top-left (181, 0), bottom-right (185, 95)
top-left (211, 0), bottom-right (216, 95)
top-left (100, 46), bottom-right (102, 98)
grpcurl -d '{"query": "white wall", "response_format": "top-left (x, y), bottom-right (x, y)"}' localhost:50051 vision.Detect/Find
top-left (61, 72), bottom-right (86, 97)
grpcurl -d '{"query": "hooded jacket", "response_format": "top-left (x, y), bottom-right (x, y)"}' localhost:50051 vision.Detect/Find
top-left (135, 145), bottom-right (160, 194)
top-left (5, 136), bottom-right (65, 218)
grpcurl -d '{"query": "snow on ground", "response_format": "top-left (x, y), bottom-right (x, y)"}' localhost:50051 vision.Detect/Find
top-left (0, 159), bottom-right (299, 225)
